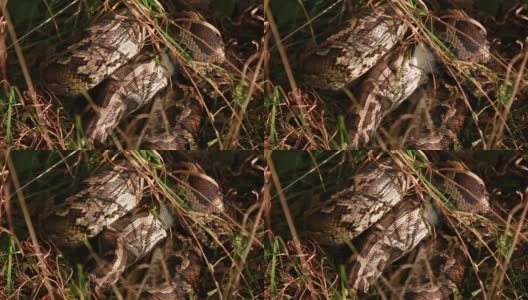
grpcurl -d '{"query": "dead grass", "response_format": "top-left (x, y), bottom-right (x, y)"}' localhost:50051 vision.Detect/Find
top-left (0, 150), bottom-right (264, 299)
top-left (0, 0), bottom-right (264, 149)
top-left (264, 0), bottom-right (528, 149)
top-left (265, 150), bottom-right (528, 299)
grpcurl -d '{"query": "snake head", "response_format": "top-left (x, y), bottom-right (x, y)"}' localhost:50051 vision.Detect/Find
top-left (436, 9), bottom-right (491, 65)
top-left (172, 11), bottom-right (226, 65)
top-left (436, 160), bottom-right (490, 215)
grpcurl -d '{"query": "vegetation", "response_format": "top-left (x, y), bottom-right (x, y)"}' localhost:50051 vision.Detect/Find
top-left (0, 150), bottom-right (264, 298)
top-left (265, 151), bottom-right (528, 298)
top-left (264, 0), bottom-right (528, 149)
top-left (0, 0), bottom-right (264, 149)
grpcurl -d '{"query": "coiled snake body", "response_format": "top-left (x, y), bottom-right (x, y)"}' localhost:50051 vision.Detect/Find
top-left (40, 156), bottom-right (227, 297)
top-left (304, 154), bottom-right (490, 297)
top-left (300, 3), bottom-right (491, 149)
top-left (42, 9), bottom-right (226, 148)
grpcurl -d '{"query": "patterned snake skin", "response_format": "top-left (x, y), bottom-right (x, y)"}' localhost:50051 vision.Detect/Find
top-left (347, 198), bottom-right (431, 293)
top-left (42, 8), bottom-right (226, 148)
top-left (41, 161), bottom-right (145, 247)
top-left (42, 11), bottom-right (147, 97)
top-left (304, 154), bottom-right (490, 297)
top-left (404, 233), bottom-right (467, 299)
top-left (40, 156), bottom-right (228, 297)
top-left (140, 84), bottom-right (204, 150)
top-left (304, 157), bottom-right (411, 246)
top-left (299, 3), bottom-right (491, 149)
top-left (84, 52), bottom-right (171, 144)
top-left (300, 4), bottom-right (407, 91)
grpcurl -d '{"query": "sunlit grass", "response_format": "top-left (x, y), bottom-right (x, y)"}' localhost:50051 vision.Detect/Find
top-left (2, 0), bottom-right (262, 149)
top-left (264, 0), bottom-right (527, 149)
top-left (0, 150), bottom-right (263, 298)
top-left (265, 150), bottom-right (528, 298)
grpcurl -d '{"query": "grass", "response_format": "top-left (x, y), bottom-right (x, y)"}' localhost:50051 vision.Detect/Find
top-left (0, 0), bottom-right (264, 149)
top-left (264, 0), bottom-right (528, 149)
top-left (266, 150), bottom-right (528, 299)
top-left (0, 150), bottom-right (264, 298)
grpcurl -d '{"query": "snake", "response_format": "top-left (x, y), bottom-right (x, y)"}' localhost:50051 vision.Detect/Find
top-left (41, 8), bottom-right (226, 148)
top-left (39, 155), bottom-right (228, 297)
top-left (299, 3), bottom-right (491, 149)
top-left (303, 153), bottom-right (490, 297)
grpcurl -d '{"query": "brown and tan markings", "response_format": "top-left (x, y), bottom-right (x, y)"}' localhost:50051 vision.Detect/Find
top-left (41, 8), bottom-right (227, 148)
top-left (295, 3), bottom-right (493, 149)
top-left (39, 156), bottom-right (231, 297)
top-left (304, 153), bottom-right (490, 298)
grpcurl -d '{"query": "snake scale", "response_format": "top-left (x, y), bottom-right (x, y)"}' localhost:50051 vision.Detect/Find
top-left (41, 8), bottom-right (226, 148)
top-left (40, 155), bottom-right (228, 297)
top-left (304, 153), bottom-right (490, 297)
top-left (299, 3), bottom-right (491, 149)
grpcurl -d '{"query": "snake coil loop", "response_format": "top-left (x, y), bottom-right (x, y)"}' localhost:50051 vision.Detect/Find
top-left (305, 154), bottom-right (490, 297)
